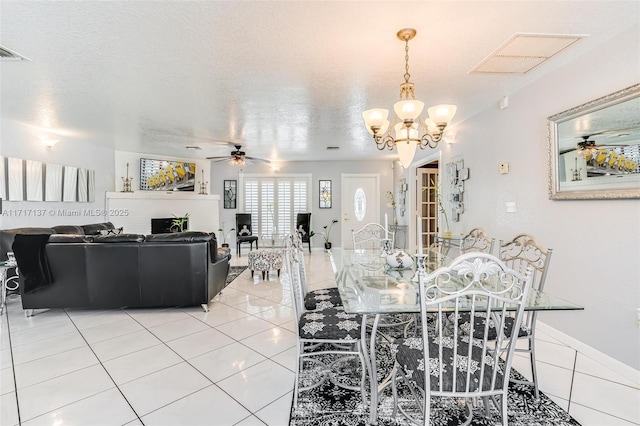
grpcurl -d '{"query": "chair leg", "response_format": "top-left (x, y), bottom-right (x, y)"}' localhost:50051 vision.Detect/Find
top-left (530, 338), bottom-right (540, 399)
top-left (501, 393), bottom-right (508, 426)
top-left (293, 342), bottom-right (303, 408)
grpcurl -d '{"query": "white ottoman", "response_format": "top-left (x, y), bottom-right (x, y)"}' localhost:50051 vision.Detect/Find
top-left (247, 249), bottom-right (284, 280)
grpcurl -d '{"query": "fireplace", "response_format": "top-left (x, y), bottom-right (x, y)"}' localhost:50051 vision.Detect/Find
top-left (151, 217), bottom-right (188, 234)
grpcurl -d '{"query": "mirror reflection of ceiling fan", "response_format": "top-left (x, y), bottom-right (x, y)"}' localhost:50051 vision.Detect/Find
top-left (560, 132), bottom-right (631, 155)
top-left (206, 143), bottom-right (271, 166)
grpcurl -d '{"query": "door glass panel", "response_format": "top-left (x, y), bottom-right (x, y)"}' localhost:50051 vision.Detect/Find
top-left (354, 187), bottom-right (366, 221)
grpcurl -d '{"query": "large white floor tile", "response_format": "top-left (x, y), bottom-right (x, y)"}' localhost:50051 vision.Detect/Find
top-left (232, 297), bottom-right (283, 315)
top-left (14, 346), bottom-right (99, 389)
top-left (250, 304), bottom-right (294, 325)
top-left (119, 362), bottom-right (210, 416)
top-left (17, 365), bottom-right (115, 422)
top-left (574, 353), bottom-right (640, 389)
top-left (0, 346), bottom-right (12, 370)
top-left (141, 384), bottom-right (251, 426)
top-left (165, 328), bottom-right (234, 360)
top-left (234, 415), bottom-right (266, 425)
top-left (0, 391), bottom-right (19, 426)
top-left (66, 308), bottom-right (130, 330)
top-left (89, 329), bottom-right (162, 362)
top-left (8, 320), bottom-right (79, 347)
top-left (22, 387), bottom-right (138, 426)
top-left (511, 356), bottom-right (574, 400)
top-left (79, 317), bottom-right (145, 344)
top-left (189, 342), bottom-right (266, 383)
top-left (216, 290), bottom-right (262, 306)
top-left (195, 305), bottom-right (251, 327)
top-left (147, 316), bottom-right (210, 342)
top-left (102, 344), bottom-right (182, 385)
top-left (124, 308), bottom-right (191, 328)
top-left (6, 309), bottom-right (70, 333)
top-left (240, 327), bottom-right (297, 358)
top-left (10, 331), bottom-right (87, 366)
top-left (570, 371), bottom-right (640, 424)
top-left (528, 338), bottom-right (576, 370)
top-left (270, 346), bottom-right (297, 372)
top-left (215, 316), bottom-right (276, 340)
top-left (570, 402), bottom-right (638, 426)
top-left (217, 359), bottom-right (295, 412)
top-left (0, 366), bottom-right (15, 395)
top-left (254, 391), bottom-right (292, 426)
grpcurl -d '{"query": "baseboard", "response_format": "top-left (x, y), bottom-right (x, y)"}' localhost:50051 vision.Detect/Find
top-left (537, 321), bottom-right (640, 386)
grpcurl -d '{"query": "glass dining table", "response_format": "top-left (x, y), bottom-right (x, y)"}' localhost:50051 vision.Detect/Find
top-left (329, 248), bottom-right (584, 424)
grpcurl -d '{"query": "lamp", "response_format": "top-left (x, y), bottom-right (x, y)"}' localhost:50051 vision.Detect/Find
top-left (363, 28), bottom-right (457, 168)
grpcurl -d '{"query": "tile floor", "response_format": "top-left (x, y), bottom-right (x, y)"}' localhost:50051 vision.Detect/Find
top-left (1, 251), bottom-right (639, 426)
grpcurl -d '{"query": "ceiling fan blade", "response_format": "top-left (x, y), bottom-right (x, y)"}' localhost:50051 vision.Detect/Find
top-left (206, 156), bottom-right (231, 162)
top-left (245, 156), bottom-right (271, 163)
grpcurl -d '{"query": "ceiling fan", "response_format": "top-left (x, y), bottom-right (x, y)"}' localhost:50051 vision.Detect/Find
top-left (206, 144), bottom-right (271, 165)
top-left (560, 133), bottom-right (629, 155)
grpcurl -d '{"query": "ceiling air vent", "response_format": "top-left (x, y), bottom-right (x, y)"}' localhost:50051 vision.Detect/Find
top-left (185, 146), bottom-right (202, 150)
top-left (470, 33), bottom-right (585, 74)
top-left (326, 146), bottom-right (340, 150)
top-left (0, 45), bottom-right (30, 61)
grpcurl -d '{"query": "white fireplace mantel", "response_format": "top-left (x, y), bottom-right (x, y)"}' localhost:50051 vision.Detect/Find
top-left (105, 191), bottom-right (220, 235)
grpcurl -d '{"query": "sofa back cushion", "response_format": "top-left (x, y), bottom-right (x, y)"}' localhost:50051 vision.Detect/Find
top-left (144, 231), bottom-right (211, 243)
top-left (49, 234), bottom-right (95, 243)
top-left (93, 234), bottom-right (145, 243)
top-left (52, 225), bottom-right (85, 235)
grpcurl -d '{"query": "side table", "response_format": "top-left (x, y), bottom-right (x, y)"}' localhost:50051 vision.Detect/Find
top-left (0, 260), bottom-right (18, 313)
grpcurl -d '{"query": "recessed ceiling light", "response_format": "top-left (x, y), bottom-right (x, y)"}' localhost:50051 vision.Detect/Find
top-left (185, 146), bottom-right (202, 150)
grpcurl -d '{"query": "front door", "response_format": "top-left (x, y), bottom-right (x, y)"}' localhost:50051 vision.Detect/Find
top-left (341, 174), bottom-right (380, 249)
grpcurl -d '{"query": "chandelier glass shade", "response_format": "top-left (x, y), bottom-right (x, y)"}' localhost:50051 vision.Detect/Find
top-left (363, 28), bottom-right (457, 168)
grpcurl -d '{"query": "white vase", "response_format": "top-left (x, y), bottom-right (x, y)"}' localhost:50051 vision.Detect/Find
top-left (386, 250), bottom-right (414, 269)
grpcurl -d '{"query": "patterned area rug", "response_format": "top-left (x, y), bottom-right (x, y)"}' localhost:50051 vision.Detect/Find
top-left (226, 266), bottom-right (248, 285)
top-left (289, 338), bottom-right (581, 426)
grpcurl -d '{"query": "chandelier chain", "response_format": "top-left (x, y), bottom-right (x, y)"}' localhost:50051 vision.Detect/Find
top-left (404, 39), bottom-right (411, 83)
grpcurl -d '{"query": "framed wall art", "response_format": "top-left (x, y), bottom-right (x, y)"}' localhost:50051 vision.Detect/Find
top-left (319, 179), bottom-right (332, 208)
top-left (224, 180), bottom-right (237, 209)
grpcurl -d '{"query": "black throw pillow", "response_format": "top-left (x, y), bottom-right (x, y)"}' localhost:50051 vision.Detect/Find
top-left (12, 234), bottom-right (53, 294)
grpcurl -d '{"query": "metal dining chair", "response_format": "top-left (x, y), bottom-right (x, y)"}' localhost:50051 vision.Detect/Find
top-left (461, 227), bottom-right (495, 254)
top-left (391, 253), bottom-right (534, 425)
top-left (352, 222), bottom-right (392, 250)
top-left (284, 234), bottom-right (368, 408)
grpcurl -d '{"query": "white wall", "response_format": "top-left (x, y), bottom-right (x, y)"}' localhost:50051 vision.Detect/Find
top-left (0, 118), bottom-right (115, 229)
top-left (209, 160), bottom-right (395, 249)
top-left (419, 25), bottom-right (640, 369)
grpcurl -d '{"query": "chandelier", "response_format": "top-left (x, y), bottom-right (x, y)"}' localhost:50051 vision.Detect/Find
top-left (362, 28), bottom-right (457, 168)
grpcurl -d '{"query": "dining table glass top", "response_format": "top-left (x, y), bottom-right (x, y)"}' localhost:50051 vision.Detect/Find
top-left (330, 248), bottom-right (584, 315)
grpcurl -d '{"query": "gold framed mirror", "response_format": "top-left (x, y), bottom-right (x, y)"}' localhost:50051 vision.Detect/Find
top-left (548, 84), bottom-right (640, 200)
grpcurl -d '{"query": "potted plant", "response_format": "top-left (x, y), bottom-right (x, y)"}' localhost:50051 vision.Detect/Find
top-left (217, 223), bottom-right (235, 247)
top-left (318, 219), bottom-right (339, 251)
top-left (171, 213), bottom-right (189, 232)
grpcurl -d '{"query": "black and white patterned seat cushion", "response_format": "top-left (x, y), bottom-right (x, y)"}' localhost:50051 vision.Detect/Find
top-left (298, 308), bottom-right (361, 341)
top-left (450, 312), bottom-right (531, 340)
top-left (304, 288), bottom-right (343, 310)
top-left (391, 335), bottom-right (505, 393)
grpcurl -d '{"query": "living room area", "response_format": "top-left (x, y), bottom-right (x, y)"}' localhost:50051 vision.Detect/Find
top-left (1, 1), bottom-right (639, 426)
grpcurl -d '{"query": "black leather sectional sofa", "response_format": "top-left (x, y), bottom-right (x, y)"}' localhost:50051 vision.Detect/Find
top-left (0, 222), bottom-right (231, 312)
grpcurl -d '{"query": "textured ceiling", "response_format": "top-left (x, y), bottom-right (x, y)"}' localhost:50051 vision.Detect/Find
top-left (1, 1), bottom-right (638, 163)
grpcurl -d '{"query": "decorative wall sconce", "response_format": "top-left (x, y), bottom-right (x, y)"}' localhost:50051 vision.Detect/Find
top-left (121, 162), bottom-right (134, 193)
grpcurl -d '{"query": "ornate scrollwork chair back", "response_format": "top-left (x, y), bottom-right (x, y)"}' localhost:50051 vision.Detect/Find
top-left (497, 233), bottom-right (552, 398)
top-left (391, 253), bottom-right (534, 426)
top-left (461, 227), bottom-right (495, 254)
top-left (352, 222), bottom-right (391, 251)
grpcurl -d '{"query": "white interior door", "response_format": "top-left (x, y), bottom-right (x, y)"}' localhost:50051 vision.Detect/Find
top-left (341, 174), bottom-right (380, 249)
